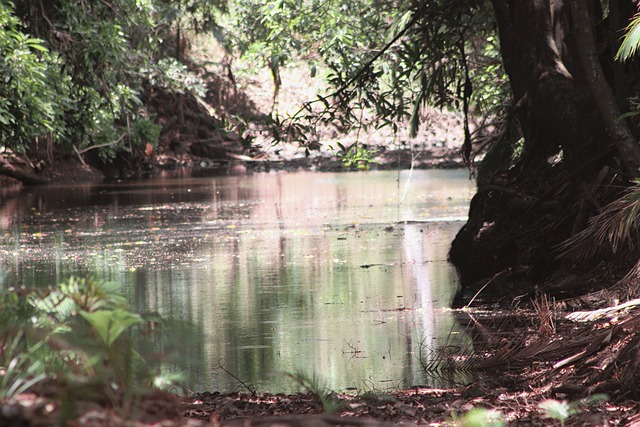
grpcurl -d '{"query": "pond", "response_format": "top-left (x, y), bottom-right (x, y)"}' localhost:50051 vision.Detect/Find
top-left (0, 169), bottom-right (476, 393)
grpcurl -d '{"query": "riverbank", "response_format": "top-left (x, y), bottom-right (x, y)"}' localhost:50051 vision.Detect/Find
top-left (5, 171), bottom-right (640, 426)
top-left (27, 64), bottom-right (467, 184)
top-left (178, 298), bottom-right (640, 426)
top-left (5, 301), bottom-right (640, 426)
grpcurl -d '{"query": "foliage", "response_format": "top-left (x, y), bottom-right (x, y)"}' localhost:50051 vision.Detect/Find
top-left (1, 0), bottom-right (508, 167)
top-left (557, 180), bottom-right (640, 261)
top-left (228, 0), bottom-right (507, 163)
top-left (0, 276), bottom-right (180, 405)
top-left (0, 352), bottom-right (46, 400)
top-left (330, 142), bottom-right (380, 170)
top-left (539, 395), bottom-right (608, 427)
top-left (0, 3), bottom-right (67, 151)
top-left (157, 0), bottom-right (227, 36)
top-left (616, 11), bottom-right (640, 62)
top-left (1, 0), bottom-right (226, 163)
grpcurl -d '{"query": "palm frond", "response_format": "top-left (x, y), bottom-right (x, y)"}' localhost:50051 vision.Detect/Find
top-left (556, 181), bottom-right (640, 261)
top-left (616, 13), bottom-right (640, 61)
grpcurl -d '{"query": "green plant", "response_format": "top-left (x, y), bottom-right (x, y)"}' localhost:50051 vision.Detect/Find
top-left (286, 371), bottom-right (344, 415)
top-left (451, 407), bottom-right (504, 427)
top-left (0, 337), bottom-right (46, 399)
top-left (539, 395), bottom-right (608, 427)
top-left (0, 0), bottom-right (229, 164)
top-left (539, 399), bottom-right (570, 427)
top-left (616, 11), bottom-right (640, 61)
top-left (0, 275), bottom-right (185, 412)
top-left (331, 142), bottom-right (380, 170)
top-left (0, 2), bottom-right (66, 151)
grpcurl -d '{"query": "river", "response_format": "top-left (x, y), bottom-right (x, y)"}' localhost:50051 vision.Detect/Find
top-left (0, 169), bottom-right (475, 393)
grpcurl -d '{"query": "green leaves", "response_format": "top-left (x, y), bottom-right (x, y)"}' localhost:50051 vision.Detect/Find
top-left (0, 0), bottom-right (226, 158)
top-left (616, 12), bottom-right (640, 61)
top-left (227, 0), bottom-right (503, 159)
top-left (80, 309), bottom-right (143, 349)
top-left (1, 275), bottom-right (182, 401)
top-left (539, 399), bottom-right (571, 425)
top-left (331, 142), bottom-right (380, 170)
top-left (0, 3), bottom-right (63, 150)
top-left (0, 353), bottom-right (46, 399)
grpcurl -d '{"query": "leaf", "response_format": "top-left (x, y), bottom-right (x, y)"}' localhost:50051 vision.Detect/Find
top-left (25, 38), bottom-right (48, 52)
top-left (539, 399), bottom-right (570, 422)
top-left (80, 308), bottom-right (143, 348)
top-left (617, 13), bottom-right (640, 61)
top-left (620, 110), bottom-right (640, 119)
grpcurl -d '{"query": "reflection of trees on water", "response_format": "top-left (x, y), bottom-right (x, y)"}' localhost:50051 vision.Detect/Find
top-left (400, 223), bottom-right (470, 388)
top-left (0, 171), bottom-right (474, 392)
top-left (401, 223), bottom-right (435, 387)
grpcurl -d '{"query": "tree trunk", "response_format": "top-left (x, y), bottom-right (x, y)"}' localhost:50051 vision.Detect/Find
top-left (569, 1), bottom-right (640, 174)
top-left (450, 0), bottom-right (640, 301)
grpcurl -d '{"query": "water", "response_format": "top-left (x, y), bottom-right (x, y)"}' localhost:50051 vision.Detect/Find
top-left (0, 169), bottom-right (475, 393)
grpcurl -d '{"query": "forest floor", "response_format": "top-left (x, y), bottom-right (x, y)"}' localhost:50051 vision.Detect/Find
top-left (7, 302), bottom-right (640, 426)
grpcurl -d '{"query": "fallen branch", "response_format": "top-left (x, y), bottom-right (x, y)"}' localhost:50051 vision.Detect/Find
top-left (0, 154), bottom-right (49, 185)
top-left (73, 134), bottom-right (125, 155)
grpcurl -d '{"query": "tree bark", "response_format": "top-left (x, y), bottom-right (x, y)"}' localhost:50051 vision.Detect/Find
top-left (450, 0), bottom-right (639, 298)
top-left (569, 0), bottom-right (640, 174)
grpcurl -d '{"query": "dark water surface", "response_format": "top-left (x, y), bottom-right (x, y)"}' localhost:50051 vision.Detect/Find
top-left (0, 169), bottom-right (475, 392)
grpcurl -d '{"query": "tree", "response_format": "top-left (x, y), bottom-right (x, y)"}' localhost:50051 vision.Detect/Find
top-left (227, 0), bottom-right (399, 116)
top-left (0, 0), bottom-right (227, 183)
top-left (448, 0), bottom-right (640, 300)
top-left (249, 0), bottom-right (640, 298)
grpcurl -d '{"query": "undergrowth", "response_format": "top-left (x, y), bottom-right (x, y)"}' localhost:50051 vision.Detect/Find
top-left (0, 275), bottom-right (184, 422)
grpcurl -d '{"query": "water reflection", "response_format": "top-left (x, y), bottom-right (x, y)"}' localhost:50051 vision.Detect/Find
top-left (0, 170), bottom-right (475, 392)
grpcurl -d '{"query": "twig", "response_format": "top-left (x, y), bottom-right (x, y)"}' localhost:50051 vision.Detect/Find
top-left (39, 0), bottom-right (53, 28)
top-left (218, 359), bottom-right (256, 395)
top-left (99, 0), bottom-right (121, 16)
top-left (72, 145), bottom-right (87, 167)
top-left (465, 273), bottom-right (502, 308)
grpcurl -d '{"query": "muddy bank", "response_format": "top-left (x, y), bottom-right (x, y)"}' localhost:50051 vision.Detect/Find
top-left (32, 142), bottom-right (465, 184)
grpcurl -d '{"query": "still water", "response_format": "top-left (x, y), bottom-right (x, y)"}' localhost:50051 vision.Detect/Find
top-left (0, 169), bottom-right (475, 393)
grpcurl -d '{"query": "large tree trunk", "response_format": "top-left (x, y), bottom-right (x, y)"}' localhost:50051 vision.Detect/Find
top-left (450, 0), bottom-right (640, 302)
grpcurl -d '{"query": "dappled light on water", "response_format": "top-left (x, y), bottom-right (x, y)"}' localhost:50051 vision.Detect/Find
top-left (0, 170), bottom-right (475, 392)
